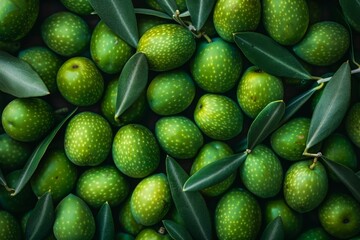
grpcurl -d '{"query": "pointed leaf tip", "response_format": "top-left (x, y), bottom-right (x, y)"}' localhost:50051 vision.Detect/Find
top-left (96, 202), bottom-right (115, 240)
top-left (260, 216), bottom-right (284, 240)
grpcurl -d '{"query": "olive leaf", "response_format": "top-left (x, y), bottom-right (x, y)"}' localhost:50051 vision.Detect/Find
top-left (163, 220), bottom-right (193, 240)
top-left (25, 191), bottom-right (54, 240)
top-left (306, 62), bottom-right (351, 150)
top-left (234, 138), bottom-right (248, 153)
top-left (321, 156), bottom-right (360, 203)
top-left (96, 202), bottom-right (115, 240)
top-left (0, 50), bottom-right (49, 97)
top-left (247, 101), bottom-right (285, 150)
top-left (340, 0), bottom-right (360, 33)
top-left (115, 52), bottom-right (148, 121)
top-left (134, 8), bottom-right (172, 19)
top-left (166, 156), bottom-right (212, 240)
top-left (89, 0), bottom-right (139, 48)
top-left (183, 152), bottom-right (247, 192)
top-left (11, 108), bottom-right (77, 196)
top-left (185, 0), bottom-right (216, 30)
top-left (260, 216), bottom-right (284, 240)
top-left (0, 168), bottom-right (11, 191)
top-left (234, 32), bottom-right (312, 79)
top-left (155, 0), bottom-right (178, 17)
top-left (279, 83), bottom-right (322, 126)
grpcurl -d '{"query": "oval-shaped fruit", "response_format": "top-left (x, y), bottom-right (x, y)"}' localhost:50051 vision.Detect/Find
top-left (135, 228), bottom-right (171, 240)
top-left (190, 38), bottom-right (243, 93)
top-left (213, 0), bottom-right (261, 42)
top-left (41, 11), bottom-right (90, 56)
top-left (321, 133), bottom-right (357, 181)
top-left (130, 173), bottom-right (171, 226)
top-left (264, 198), bottom-right (303, 239)
top-left (0, 170), bottom-right (36, 213)
top-left (296, 227), bottom-right (331, 240)
top-left (190, 141), bottom-right (235, 197)
top-left (345, 102), bottom-right (360, 147)
top-left (147, 70), bottom-right (195, 115)
top-left (76, 165), bottom-right (129, 208)
top-left (137, 15), bottom-right (169, 37)
top-left (64, 112), bottom-right (113, 166)
top-left (1, 98), bottom-right (54, 142)
top-left (18, 46), bottom-right (63, 93)
top-left (60, 0), bottom-right (93, 15)
top-left (31, 149), bottom-right (77, 202)
top-left (101, 79), bottom-right (146, 127)
top-left (90, 21), bottom-right (134, 74)
top-left (240, 144), bottom-right (283, 198)
top-left (319, 193), bottom-right (360, 239)
top-left (53, 194), bottom-right (95, 240)
top-left (0, 210), bottom-right (21, 240)
top-left (194, 94), bottom-right (243, 140)
top-left (237, 66), bottom-right (284, 118)
top-left (263, 0), bottom-right (309, 45)
top-left (271, 118), bottom-right (312, 161)
top-left (137, 24), bottom-right (196, 71)
top-left (0, 133), bottom-right (31, 170)
top-left (57, 57), bottom-right (104, 106)
top-left (293, 21), bottom-right (349, 66)
top-left (0, 0), bottom-right (39, 41)
top-left (155, 116), bottom-right (204, 159)
top-left (145, 0), bottom-right (187, 13)
top-left (119, 198), bottom-right (144, 235)
top-left (112, 124), bottom-right (160, 178)
top-left (215, 188), bottom-right (261, 240)
top-left (284, 160), bottom-right (328, 213)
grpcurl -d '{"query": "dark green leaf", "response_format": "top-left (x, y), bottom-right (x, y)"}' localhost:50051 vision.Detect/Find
top-left (185, 0), bottom-right (216, 30)
top-left (357, 171), bottom-right (360, 178)
top-left (260, 216), bottom-right (284, 240)
top-left (166, 156), bottom-right (211, 240)
top-left (183, 152), bottom-right (247, 192)
top-left (0, 50), bottom-right (49, 97)
top-left (96, 202), bottom-right (115, 240)
top-left (163, 220), bottom-right (193, 240)
top-left (134, 8), bottom-right (172, 19)
top-left (11, 108), bottom-right (77, 196)
top-left (234, 32), bottom-right (312, 79)
top-left (247, 101), bottom-right (285, 150)
top-left (155, 0), bottom-right (178, 17)
top-left (306, 62), bottom-right (351, 150)
top-left (115, 52), bottom-right (148, 120)
top-left (234, 138), bottom-right (248, 153)
top-left (279, 83), bottom-right (322, 126)
top-left (25, 192), bottom-right (54, 240)
top-left (89, 0), bottom-right (139, 48)
top-left (321, 156), bottom-right (360, 203)
top-left (0, 168), bottom-right (11, 191)
top-left (340, 0), bottom-right (360, 32)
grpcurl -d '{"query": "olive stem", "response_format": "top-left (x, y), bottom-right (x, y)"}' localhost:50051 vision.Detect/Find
top-left (158, 226), bottom-right (166, 235)
top-left (309, 157), bottom-right (318, 170)
top-left (303, 150), bottom-right (322, 158)
top-left (316, 67), bottom-right (360, 84)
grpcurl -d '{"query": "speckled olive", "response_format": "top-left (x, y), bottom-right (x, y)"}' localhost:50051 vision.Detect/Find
top-left (41, 11), bottom-right (90, 56)
top-left (64, 112), bottom-right (113, 166)
top-left (263, 0), bottom-right (309, 45)
top-left (137, 24), bottom-right (196, 71)
top-left (155, 116), bottom-right (204, 159)
top-left (0, 133), bottom-right (31, 170)
top-left (119, 198), bottom-right (144, 235)
top-left (60, 0), bottom-right (93, 15)
top-left (31, 149), bottom-right (78, 202)
top-left (296, 227), bottom-right (332, 240)
top-left (53, 194), bottom-right (95, 240)
top-left (1, 98), bottom-right (55, 142)
top-left (345, 102), bottom-right (360, 147)
top-left (190, 141), bottom-right (235, 197)
top-left (112, 124), bottom-right (160, 178)
top-left (190, 38), bottom-right (243, 93)
top-left (130, 173), bottom-right (171, 226)
top-left (284, 160), bottom-right (328, 213)
top-left (0, 210), bottom-right (21, 240)
top-left (293, 21), bottom-right (349, 66)
top-left (240, 144), bottom-right (283, 198)
top-left (135, 228), bottom-right (171, 240)
top-left (237, 66), bottom-right (284, 118)
top-left (90, 20), bottom-right (134, 74)
top-left (215, 188), bottom-right (261, 240)
top-left (76, 165), bottom-right (129, 208)
top-left (147, 70), bottom-right (196, 116)
top-left (57, 57), bottom-right (104, 106)
top-left (213, 0), bottom-right (261, 42)
top-left (194, 93), bottom-right (243, 140)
